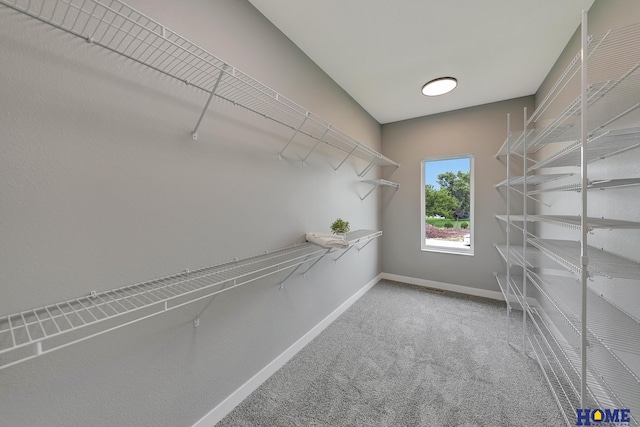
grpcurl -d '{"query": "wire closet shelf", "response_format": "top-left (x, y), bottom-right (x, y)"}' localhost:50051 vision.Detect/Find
top-left (0, 230), bottom-right (383, 370)
top-left (495, 23), bottom-right (640, 158)
top-left (494, 15), bottom-right (640, 427)
top-left (0, 0), bottom-right (399, 176)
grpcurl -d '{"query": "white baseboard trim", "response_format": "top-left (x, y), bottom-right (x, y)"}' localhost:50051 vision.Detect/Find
top-left (380, 272), bottom-right (505, 301)
top-left (192, 273), bottom-right (382, 427)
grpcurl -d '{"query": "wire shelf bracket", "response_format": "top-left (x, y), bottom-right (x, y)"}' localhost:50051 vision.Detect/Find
top-left (330, 230), bottom-right (383, 262)
top-left (360, 179), bottom-right (400, 200)
top-left (192, 64), bottom-right (229, 141)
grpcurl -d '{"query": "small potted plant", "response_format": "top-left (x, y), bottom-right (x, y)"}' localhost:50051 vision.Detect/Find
top-left (330, 218), bottom-right (350, 238)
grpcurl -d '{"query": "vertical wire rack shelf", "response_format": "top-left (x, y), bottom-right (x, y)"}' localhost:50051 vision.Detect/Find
top-left (494, 13), bottom-right (640, 426)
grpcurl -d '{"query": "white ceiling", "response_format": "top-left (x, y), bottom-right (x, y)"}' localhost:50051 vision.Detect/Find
top-left (248, 0), bottom-right (595, 124)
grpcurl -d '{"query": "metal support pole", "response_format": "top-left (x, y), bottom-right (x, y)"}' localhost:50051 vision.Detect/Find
top-left (506, 113), bottom-right (512, 344)
top-left (522, 107), bottom-right (528, 354)
top-left (579, 9), bottom-right (589, 409)
top-left (192, 64), bottom-right (228, 140)
top-left (279, 112), bottom-right (309, 159)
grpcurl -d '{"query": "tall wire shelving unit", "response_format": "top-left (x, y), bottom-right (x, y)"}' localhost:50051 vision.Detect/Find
top-left (495, 12), bottom-right (640, 426)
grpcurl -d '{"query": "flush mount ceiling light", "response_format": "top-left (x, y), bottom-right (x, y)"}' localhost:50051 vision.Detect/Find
top-left (421, 77), bottom-right (458, 96)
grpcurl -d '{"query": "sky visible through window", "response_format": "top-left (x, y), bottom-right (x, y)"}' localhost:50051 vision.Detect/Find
top-left (424, 158), bottom-right (470, 187)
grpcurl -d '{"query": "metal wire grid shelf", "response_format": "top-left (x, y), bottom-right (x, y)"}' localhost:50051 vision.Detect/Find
top-left (495, 243), bottom-right (564, 271)
top-left (527, 273), bottom-right (640, 426)
top-left (338, 229), bottom-right (383, 244)
top-left (528, 23), bottom-right (640, 151)
top-left (494, 128), bottom-right (533, 158)
top-left (494, 173), bottom-right (573, 189)
top-left (527, 308), bottom-right (598, 427)
top-left (528, 238), bottom-right (640, 280)
top-left (493, 29), bottom-right (601, 159)
top-left (493, 273), bottom-right (525, 311)
top-left (529, 272), bottom-right (640, 357)
top-left (359, 179), bottom-right (400, 200)
top-left (331, 230), bottom-right (383, 261)
top-left (0, 230), bottom-right (382, 370)
top-left (531, 177), bottom-right (640, 193)
top-left (498, 124), bottom-right (640, 170)
top-left (528, 298), bottom-right (633, 426)
top-left (496, 238), bottom-right (640, 281)
top-left (529, 127), bottom-right (640, 171)
top-left (495, 23), bottom-right (640, 157)
top-left (0, 0), bottom-right (399, 177)
top-left (495, 214), bottom-right (640, 232)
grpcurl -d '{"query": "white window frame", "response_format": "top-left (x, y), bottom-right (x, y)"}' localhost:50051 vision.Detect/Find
top-left (420, 154), bottom-right (474, 256)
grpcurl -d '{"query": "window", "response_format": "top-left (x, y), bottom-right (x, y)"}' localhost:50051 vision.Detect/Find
top-left (421, 154), bottom-right (474, 255)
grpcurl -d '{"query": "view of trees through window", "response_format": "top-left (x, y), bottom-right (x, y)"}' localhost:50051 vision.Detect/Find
top-left (422, 155), bottom-right (473, 253)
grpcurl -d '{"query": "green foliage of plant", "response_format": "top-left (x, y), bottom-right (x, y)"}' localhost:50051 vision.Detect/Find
top-left (425, 169), bottom-right (470, 220)
top-left (424, 184), bottom-right (459, 219)
top-left (436, 170), bottom-right (471, 219)
top-left (426, 218), bottom-right (470, 229)
top-left (330, 218), bottom-right (350, 234)
top-left (426, 218), bottom-right (450, 227)
top-left (444, 221), bottom-right (454, 228)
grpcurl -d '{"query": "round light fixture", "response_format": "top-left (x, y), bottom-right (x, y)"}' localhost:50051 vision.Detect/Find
top-left (421, 77), bottom-right (458, 96)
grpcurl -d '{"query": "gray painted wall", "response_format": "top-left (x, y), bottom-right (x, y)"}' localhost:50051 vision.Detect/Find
top-left (381, 96), bottom-right (534, 293)
top-left (0, 1), bottom-right (384, 425)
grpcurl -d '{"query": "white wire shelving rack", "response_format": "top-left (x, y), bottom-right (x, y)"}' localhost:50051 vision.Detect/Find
top-left (0, 230), bottom-right (382, 370)
top-left (528, 127), bottom-right (640, 172)
top-left (359, 179), bottom-right (400, 200)
top-left (331, 229), bottom-right (383, 261)
top-left (493, 272), bottom-right (525, 311)
top-left (528, 177), bottom-right (640, 194)
top-left (495, 173), bottom-right (574, 189)
top-left (495, 214), bottom-right (640, 231)
top-left (0, 0), bottom-right (399, 178)
top-left (527, 272), bottom-right (640, 425)
top-left (494, 13), bottom-right (640, 426)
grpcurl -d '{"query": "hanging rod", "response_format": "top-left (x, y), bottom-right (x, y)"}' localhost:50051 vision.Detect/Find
top-left (0, 0), bottom-right (399, 174)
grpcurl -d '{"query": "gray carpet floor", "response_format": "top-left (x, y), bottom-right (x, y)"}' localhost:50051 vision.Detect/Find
top-left (217, 280), bottom-right (564, 426)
